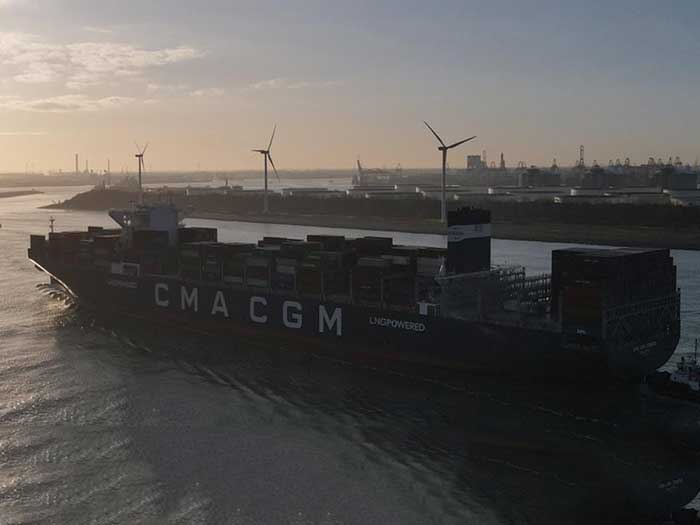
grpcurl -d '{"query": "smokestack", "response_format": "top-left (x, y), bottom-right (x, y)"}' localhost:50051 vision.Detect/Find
top-left (447, 207), bottom-right (491, 274)
top-left (75, 154), bottom-right (79, 175)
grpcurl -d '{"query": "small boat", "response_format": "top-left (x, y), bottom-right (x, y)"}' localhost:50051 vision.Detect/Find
top-left (649, 339), bottom-right (700, 402)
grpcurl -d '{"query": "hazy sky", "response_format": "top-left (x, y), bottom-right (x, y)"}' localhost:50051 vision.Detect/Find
top-left (0, 0), bottom-right (699, 172)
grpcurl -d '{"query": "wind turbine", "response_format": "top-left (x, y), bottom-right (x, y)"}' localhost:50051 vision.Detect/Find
top-left (423, 121), bottom-right (476, 224)
top-left (252, 125), bottom-right (279, 214)
top-left (135, 142), bottom-right (149, 204)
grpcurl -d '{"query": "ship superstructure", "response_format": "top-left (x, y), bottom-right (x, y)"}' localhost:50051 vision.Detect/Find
top-left (28, 204), bottom-right (680, 381)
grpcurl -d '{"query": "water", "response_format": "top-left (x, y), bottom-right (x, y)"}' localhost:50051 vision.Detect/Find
top-left (2, 187), bottom-right (700, 523)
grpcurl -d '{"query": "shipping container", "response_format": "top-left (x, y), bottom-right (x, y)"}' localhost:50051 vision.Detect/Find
top-left (245, 255), bottom-right (272, 288)
top-left (259, 236), bottom-right (296, 247)
top-left (383, 274), bottom-right (416, 306)
top-left (297, 267), bottom-right (323, 295)
top-left (29, 234), bottom-right (45, 253)
top-left (280, 240), bottom-right (322, 258)
top-left (306, 234), bottom-right (346, 251)
top-left (133, 229), bottom-right (169, 251)
top-left (351, 236), bottom-right (393, 255)
top-left (357, 256), bottom-right (391, 269)
top-left (272, 272), bottom-right (296, 292)
top-left (323, 270), bottom-right (348, 295)
top-left (178, 227), bottom-right (217, 244)
top-left (551, 247), bottom-right (676, 321)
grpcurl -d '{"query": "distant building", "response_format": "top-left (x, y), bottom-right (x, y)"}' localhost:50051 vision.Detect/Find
top-left (653, 167), bottom-right (698, 190)
top-left (582, 166), bottom-right (611, 189)
top-left (467, 155), bottom-right (485, 170)
top-left (518, 167), bottom-right (561, 188)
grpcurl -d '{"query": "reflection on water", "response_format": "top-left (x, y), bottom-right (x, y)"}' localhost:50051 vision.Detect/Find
top-left (2, 187), bottom-right (700, 523)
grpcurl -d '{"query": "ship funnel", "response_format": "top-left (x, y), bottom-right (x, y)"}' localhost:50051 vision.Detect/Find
top-left (447, 207), bottom-right (491, 274)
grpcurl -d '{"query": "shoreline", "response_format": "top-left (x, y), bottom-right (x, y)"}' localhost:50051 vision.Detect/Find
top-left (42, 185), bottom-right (700, 250)
top-left (0, 190), bottom-right (42, 199)
top-left (188, 212), bottom-right (700, 250)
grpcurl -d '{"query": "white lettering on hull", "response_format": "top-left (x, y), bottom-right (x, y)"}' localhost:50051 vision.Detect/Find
top-left (108, 279), bottom-right (137, 289)
top-left (211, 291), bottom-right (229, 318)
top-left (181, 286), bottom-right (198, 312)
top-left (319, 305), bottom-right (342, 336)
top-left (154, 285), bottom-right (344, 337)
top-left (369, 316), bottom-right (426, 332)
top-left (250, 296), bottom-right (267, 323)
top-left (155, 283), bottom-right (169, 307)
top-left (283, 301), bottom-right (302, 329)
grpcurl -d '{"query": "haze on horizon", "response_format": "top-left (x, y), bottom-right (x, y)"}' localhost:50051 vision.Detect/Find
top-left (0, 0), bottom-right (699, 173)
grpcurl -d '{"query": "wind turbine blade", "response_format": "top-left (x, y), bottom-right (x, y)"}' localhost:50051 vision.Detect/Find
top-left (423, 121), bottom-right (445, 147)
top-left (446, 136), bottom-right (477, 149)
top-left (268, 124), bottom-right (277, 151)
top-left (267, 153), bottom-right (280, 181)
top-left (135, 141), bottom-right (142, 153)
top-left (142, 142), bottom-right (149, 155)
top-left (252, 149), bottom-right (267, 153)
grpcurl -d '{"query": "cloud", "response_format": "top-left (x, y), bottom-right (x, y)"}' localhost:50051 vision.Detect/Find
top-left (248, 77), bottom-right (340, 90)
top-left (0, 32), bottom-right (67, 84)
top-left (189, 87), bottom-right (224, 97)
top-left (0, 32), bottom-right (203, 89)
top-left (0, 131), bottom-right (46, 136)
top-left (13, 61), bottom-right (65, 83)
top-left (146, 82), bottom-right (189, 94)
top-left (144, 83), bottom-right (223, 99)
top-left (0, 94), bottom-right (134, 112)
top-left (0, 0), bottom-right (26, 8)
top-left (83, 26), bottom-right (116, 35)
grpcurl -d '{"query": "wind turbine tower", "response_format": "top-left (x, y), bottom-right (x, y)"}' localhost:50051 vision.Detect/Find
top-left (135, 143), bottom-right (149, 204)
top-left (423, 121), bottom-right (476, 224)
top-left (252, 125), bottom-right (279, 214)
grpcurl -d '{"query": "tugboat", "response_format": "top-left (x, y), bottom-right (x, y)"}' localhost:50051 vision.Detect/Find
top-left (649, 340), bottom-right (700, 402)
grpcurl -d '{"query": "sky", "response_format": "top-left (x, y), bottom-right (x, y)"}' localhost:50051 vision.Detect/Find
top-left (0, 0), bottom-right (699, 172)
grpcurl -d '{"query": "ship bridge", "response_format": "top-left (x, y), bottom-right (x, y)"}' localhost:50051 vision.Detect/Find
top-left (109, 205), bottom-right (180, 246)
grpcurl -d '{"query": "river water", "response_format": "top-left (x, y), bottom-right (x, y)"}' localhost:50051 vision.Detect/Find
top-left (2, 187), bottom-right (700, 524)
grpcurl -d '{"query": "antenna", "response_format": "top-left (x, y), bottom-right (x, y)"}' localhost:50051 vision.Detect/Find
top-left (252, 125), bottom-right (279, 214)
top-left (135, 142), bottom-right (149, 204)
top-left (423, 121), bottom-right (476, 224)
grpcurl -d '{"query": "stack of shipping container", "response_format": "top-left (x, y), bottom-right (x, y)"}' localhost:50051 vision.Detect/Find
top-left (39, 224), bottom-right (458, 314)
top-left (551, 247), bottom-right (676, 337)
top-left (177, 227), bottom-right (217, 281)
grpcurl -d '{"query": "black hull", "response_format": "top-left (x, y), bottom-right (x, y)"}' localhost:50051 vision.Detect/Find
top-left (33, 260), bottom-right (678, 382)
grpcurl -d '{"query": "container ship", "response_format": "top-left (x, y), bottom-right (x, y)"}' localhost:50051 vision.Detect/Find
top-left (28, 205), bottom-right (680, 381)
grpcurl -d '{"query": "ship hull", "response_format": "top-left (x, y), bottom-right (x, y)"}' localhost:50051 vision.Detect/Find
top-left (33, 260), bottom-right (678, 382)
